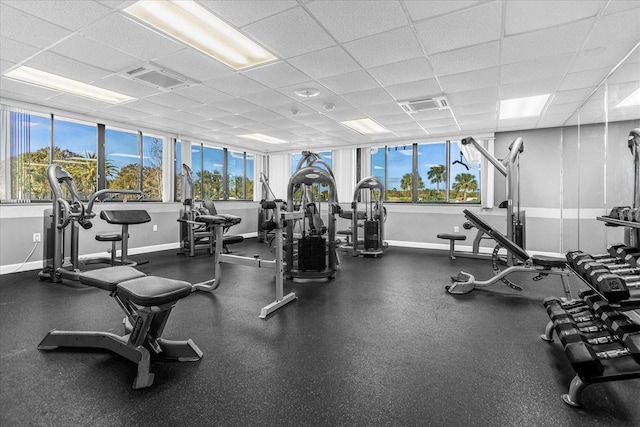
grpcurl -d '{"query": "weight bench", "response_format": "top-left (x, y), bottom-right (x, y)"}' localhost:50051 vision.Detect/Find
top-left (97, 210), bottom-right (151, 265)
top-left (437, 233), bottom-right (467, 259)
top-left (446, 209), bottom-right (573, 297)
top-left (38, 266), bottom-right (202, 389)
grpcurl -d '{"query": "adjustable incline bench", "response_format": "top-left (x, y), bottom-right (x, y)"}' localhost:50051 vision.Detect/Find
top-left (38, 266), bottom-right (202, 389)
top-left (446, 209), bottom-right (573, 298)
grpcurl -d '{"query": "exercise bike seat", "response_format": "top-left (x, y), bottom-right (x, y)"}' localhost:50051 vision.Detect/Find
top-left (79, 266), bottom-right (146, 291)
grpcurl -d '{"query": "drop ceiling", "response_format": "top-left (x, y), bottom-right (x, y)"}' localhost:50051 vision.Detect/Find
top-left (1, 0), bottom-right (639, 154)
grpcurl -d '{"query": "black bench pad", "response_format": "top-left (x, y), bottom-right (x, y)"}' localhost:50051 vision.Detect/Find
top-left (100, 210), bottom-right (151, 225)
top-left (437, 233), bottom-right (467, 241)
top-left (197, 214), bottom-right (238, 226)
top-left (531, 256), bottom-right (567, 268)
top-left (79, 266), bottom-right (146, 291)
top-left (117, 276), bottom-right (192, 306)
top-left (223, 235), bottom-right (244, 245)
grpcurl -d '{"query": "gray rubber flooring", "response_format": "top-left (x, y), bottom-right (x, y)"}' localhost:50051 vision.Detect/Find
top-left (1, 240), bottom-right (638, 426)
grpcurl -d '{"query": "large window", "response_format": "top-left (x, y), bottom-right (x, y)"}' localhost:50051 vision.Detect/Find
top-left (105, 127), bottom-right (138, 193)
top-left (174, 139), bottom-right (182, 202)
top-left (142, 134), bottom-right (163, 200)
top-left (227, 150), bottom-right (254, 200)
top-left (53, 117), bottom-right (97, 200)
top-left (8, 111), bottom-right (51, 201)
top-left (190, 144), bottom-right (224, 201)
top-left (371, 141), bottom-right (481, 204)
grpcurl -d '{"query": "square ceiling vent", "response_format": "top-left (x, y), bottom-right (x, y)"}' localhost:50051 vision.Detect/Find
top-left (398, 96), bottom-right (449, 113)
top-left (120, 63), bottom-right (196, 91)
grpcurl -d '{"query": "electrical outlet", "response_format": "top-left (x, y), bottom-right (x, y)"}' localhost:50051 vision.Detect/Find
top-left (33, 233), bottom-right (41, 243)
top-left (153, 225), bottom-right (158, 232)
top-left (454, 226), bottom-right (459, 233)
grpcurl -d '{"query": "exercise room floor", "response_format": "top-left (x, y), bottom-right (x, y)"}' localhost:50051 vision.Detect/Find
top-left (1, 240), bottom-right (638, 426)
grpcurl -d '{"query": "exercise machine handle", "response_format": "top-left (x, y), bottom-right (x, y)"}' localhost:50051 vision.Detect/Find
top-left (86, 189), bottom-right (144, 216)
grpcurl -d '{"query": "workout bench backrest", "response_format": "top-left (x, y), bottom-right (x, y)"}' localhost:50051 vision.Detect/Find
top-left (462, 209), bottom-right (530, 262)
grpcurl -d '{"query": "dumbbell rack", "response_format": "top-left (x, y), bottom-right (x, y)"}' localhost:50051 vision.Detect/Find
top-left (540, 290), bottom-right (640, 407)
top-left (598, 215), bottom-right (640, 252)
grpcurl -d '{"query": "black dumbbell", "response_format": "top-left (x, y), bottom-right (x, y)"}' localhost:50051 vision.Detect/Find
top-left (554, 318), bottom-right (608, 335)
top-left (565, 336), bottom-right (640, 377)
top-left (593, 274), bottom-right (632, 302)
top-left (557, 327), bottom-right (617, 348)
top-left (609, 244), bottom-right (640, 259)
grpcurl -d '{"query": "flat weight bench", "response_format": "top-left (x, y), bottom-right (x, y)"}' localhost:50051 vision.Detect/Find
top-left (38, 266), bottom-right (202, 389)
top-left (437, 233), bottom-right (467, 259)
top-left (97, 210), bottom-right (151, 265)
top-left (446, 209), bottom-right (573, 297)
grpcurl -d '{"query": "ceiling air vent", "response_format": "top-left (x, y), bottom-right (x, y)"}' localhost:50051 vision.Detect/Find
top-left (121, 63), bottom-right (195, 91)
top-left (398, 96), bottom-right (449, 113)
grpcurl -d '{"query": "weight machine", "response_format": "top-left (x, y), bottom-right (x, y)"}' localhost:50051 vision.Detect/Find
top-left (348, 176), bottom-right (387, 257)
top-left (285, 166), bottom-right (339, 281)
top-left (451, 136), bottom-right (526, 264)
top-left (39, 164), bottom-right (142, 282)
top-left (192, 199), bottom-right (303, 318)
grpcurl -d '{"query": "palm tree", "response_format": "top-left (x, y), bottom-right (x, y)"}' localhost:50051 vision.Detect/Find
top-left (427, 165), bottom-right (446, 192)
top-left (452, 173), bottom-right (478, 201)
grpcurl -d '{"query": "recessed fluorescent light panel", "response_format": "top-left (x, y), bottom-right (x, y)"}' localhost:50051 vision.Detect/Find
top-left (3, 66), bottom-right (134, 104)
top-left (341, 118), bottom-right (391, 135)
top-left (499, 94), bottom-right (550, 120)
top-left (124, 0), bottom-right (277, 70)
top-left (240, 134), bottom-right (287, 144)
top-left (615, 87), bottom-right (640, 108)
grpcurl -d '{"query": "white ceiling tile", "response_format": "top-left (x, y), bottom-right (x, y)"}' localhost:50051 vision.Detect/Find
top-left (367, 57), bottom-right (435, 87)
top-left (551, 88), bottom-right (595, 105)
top-left (418, 115), bottom-right (458, 128)
top-left (426, 125), bottom-right (463, 136)
top-left (571, 10), bottom-right (640, 72)
top-left (341, 88), bottom-right (395, 107)
top-left (358, 102), bottom-right (406, 117)
top-left (160, 110), bottom-right (215, 125)
top-left (607, 81), bottom-right (640, 108)
top-left (608, 61), bottom-right (640, 85)
top-left (438, 67), bottom-right (499, 93)
top-left (268, 118), bottom-right (302, 130)
top-left (81, 13), bottom-right (184, 61)
top-left (270, 102), bottom-right (318, 118)
top-left (456, 112), bottom-right (497, 126)
top-left (544, 101), bottom-right (582, 116)
top-left (393, 129), bottom-right (429, 138)
top-left (385, 121), bottom-right (423, 132)
top-left (603, 0), bottom-right (640, 15)
top-left (429, 41), bottom-right (500, 76)
top-left (48, 92), bottom-right (115, 111)
top-left (1, 59), bottom-right (15, 74)
top-left (185, 104), bottom-right (233, 119)
top-left (319, 71), bottom-right (382, 94)
top-left (306, 0), bottom-right (408, 43)
top-left (0, 37), bottom-right (41, 65)
top-left (557, 68), bottom-right (610, 92)
top-left (343, 27), bottom-right (423, 68)
top-left (0, 3), bottom-right (72, 49)
top-left (376, 113), bottom-right (415, 125)
top-left (410, 108), bottom-right (456, 121)
top-left (242, 61), bottom-right (309, 88)
top-left (92, 75), bottom-right (160, 99)
top-left (243, 7), bottom-right (335, 58)
top-left (415, 2), bottom-right (502, 55)
top-left (386, 79), bottom-right (443, 102)
top-left (242, 109), bottom-right (287, 123)
top-left (323, 108), bottom-right (369, 122)
top-left (497, 117), bottom-right (542, 131)
top-left (153, 49), bottom-right (234, 83)
top-left (199, 0), bottom-right (298, 28)
top-left (504, 0), bottom-right (606, 36)
top-left (499, 77), bottom-right (562, 99)
top-left (214, 98), bottom-right (261, 114)
top-left (404, 0), bottom-right (482, 22)
top-left (242, 90), bottom-right (295, 108)
top-left (3, 0), bottom-right (111, 31)
top-left (205, 74), bottom-right (268, 97)
top-left (215, 115), bottom-right (258, 128)
top-left (502, 20), bottom-right (594, 65)
top-left (447, 86), bottom-right (499, 106)
top-left (500, 53), bottom-right (573, 85)
top-left (125, 99), bottom-right (176, 116)
top-left (50, 35), bottom-right (139, 73)
top-left (288, 46), bottom-right (361, 80)
top-left (0, 76), bottom-right (60, 99)
top-left (193, 119), bottom-right (230, 131)
top-left (451, 102), bottom-right (497, 116)
top-left (173, 85), bottom-right (233, 105)
top-left (145, 93), bottom-right (203, 110)
top-left (25, 51), bottom-right (111, 83)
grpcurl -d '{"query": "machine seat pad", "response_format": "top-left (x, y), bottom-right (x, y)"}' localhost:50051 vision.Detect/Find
top-left (95, 232), bottom-right (123, 242)
top-left (437, 233), bottom-right (467, 241)
top-left (531, 256), bottom-right (567, 269)
top-left (79, 266), bottom-right (146, 291)
top-left (197, 214), bottom-right (232, 225)
top-left (117, 276), bottom-right (192, 306)
top-left (100, 210), bottom-right (151, 225)
top-left (215, 214), bottom-right (242, 225)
